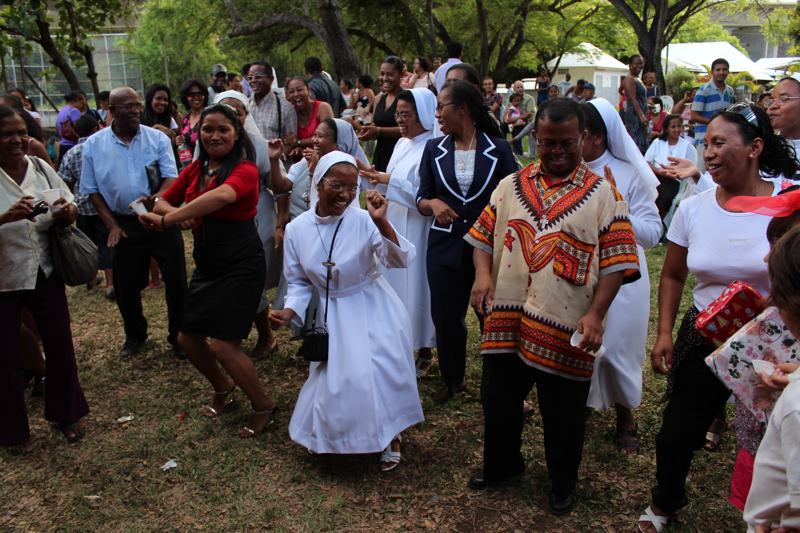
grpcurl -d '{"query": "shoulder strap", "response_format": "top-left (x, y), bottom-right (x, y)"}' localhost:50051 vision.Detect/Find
top-left (321, 217), bottom-right (344, 327)
top-left (30, 156), bottom-right (53, 188)
top-left (274, 91), bottom-right (282, 137)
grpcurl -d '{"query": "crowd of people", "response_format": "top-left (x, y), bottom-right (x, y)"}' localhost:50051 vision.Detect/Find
top-left (3, 45), bottom-right (800, 530)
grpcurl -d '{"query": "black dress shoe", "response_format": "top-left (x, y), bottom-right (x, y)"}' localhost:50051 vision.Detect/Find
top-left (549, 491), bottom-right (576, 516)
top-left (467, 468), bottom-right (525, 491)
top-left (119, 337), bottom-right (146, 358)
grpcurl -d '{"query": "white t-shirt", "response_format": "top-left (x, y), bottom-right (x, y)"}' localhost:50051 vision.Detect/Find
top-left (666, 183), bottom-right (780, 310)
top-left (644, 137), bottom-right (697, 169)
top-left (744, 372), bottom-right (800, 531)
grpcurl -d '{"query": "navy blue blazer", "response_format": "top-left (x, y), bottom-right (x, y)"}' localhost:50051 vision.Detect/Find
top-left (416, 132), bottom-right (518, 268)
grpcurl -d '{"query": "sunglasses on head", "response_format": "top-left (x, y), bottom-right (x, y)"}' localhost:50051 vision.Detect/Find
top-left (727, 102), bottom-right (759, 129)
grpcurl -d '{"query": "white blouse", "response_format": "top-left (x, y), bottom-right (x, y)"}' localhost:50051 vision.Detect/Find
top-left (0, 156), bottom-right (75, 292)
top-left (454, 149), bottom-right (475, 196)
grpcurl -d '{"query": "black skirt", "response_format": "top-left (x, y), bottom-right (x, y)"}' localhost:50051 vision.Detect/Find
top-left (182, 217), bottom-right (266, 341)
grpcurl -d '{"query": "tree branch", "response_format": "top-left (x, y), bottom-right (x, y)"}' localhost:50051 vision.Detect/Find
top-left (227, 11), bottom-right (327, 40)
top-left (606, 0), bottom-right (648, 36)
top-left (347, 28), bottom-right (396, 55)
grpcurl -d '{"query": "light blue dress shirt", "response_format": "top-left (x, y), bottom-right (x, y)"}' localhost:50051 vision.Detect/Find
top-left (79, 124), bottom-right (178, 214)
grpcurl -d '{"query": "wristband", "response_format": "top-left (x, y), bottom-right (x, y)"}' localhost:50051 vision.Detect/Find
top-left (160, 214), bottom-right (166, 230)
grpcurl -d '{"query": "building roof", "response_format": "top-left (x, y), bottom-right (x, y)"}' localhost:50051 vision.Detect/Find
top-left (546, 43), bottom-right (628, 71)
top-left (661, 41), bottom-right (774, 80)
top-left (755, 57), bottom-right (800, 71)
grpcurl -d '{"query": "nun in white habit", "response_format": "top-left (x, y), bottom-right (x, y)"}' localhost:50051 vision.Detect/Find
top-left (270, 151), bottom-right (424, 469)
top-left (581, 98), bottom-right (662, 450)
top-left (273, 119), bottom-right (371, 330)
top-left (286, 118), bottom-right (369, 216)
top-left (364, 88), bottom-right (437, 361)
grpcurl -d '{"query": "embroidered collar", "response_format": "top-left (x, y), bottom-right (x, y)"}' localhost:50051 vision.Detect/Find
top-left (527, 160), bottom-right (589, 189)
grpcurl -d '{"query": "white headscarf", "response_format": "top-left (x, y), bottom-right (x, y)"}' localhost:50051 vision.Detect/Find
top-left (312, 151), bottom-right (357, 188)
top-left (588, 97), bottom-right (659, 199)
top-left (333, 119), bottom-right (369, 166)
top-left (409, 88), bottom-right (436, 132)
top-left (214, 90), bottom-right (262, 138)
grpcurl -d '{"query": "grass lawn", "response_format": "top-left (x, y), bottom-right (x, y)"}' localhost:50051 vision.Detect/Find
top-left (1, 240), bottom-right (743, 532)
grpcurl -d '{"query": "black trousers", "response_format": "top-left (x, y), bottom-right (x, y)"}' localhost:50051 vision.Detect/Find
top-left (482, 354), bottom-right (590, 499)
top-left (112, 216), bottom-right (187, 344)
top-left (427, 246), bottom-right (481, 391)
top-left (0, 270), bottom-right (89, 445)
top-left (76, 214), bottom-right (112, 270)
top-left (651, 338), bottom-right (730, 513)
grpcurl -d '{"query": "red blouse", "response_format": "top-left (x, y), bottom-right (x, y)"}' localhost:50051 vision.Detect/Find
top-left (161, 160), bottom-right (259, 221)
top-left (297, 99), bottom-right (322, 140)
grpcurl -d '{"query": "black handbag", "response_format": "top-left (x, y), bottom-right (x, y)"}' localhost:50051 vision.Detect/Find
top-left (31, 157), bottom-right (100, 286)
top-left (293, 217), bottom-right (344, 362)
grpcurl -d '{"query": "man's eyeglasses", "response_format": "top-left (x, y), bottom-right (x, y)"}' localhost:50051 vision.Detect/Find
top-left (111, 102), bottom-right (144, 112)
top-left (323, 179), bottom-right (358, 193)
top-left (394, 112), bottom-right (415, 121)
top-left (766, 95), bottom-right (800, 107)
top-left (246, 74), bottom-right (267, 82)
top-left (727, 102), bottom-right (759, 129)
top-left (436, 102), bottom-right (457, 112)
top-left (537, 138), bottom-right (581, 150)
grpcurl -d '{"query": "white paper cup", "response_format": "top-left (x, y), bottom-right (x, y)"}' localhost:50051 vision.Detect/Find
top-left (570, 330), bottom-right (605, 359)
top-left (41, 188), bottom-right (62, 206)
top-left (752, 359), bottom-right (776, 377)
top-left (129, 197), bottom-right (148, 215)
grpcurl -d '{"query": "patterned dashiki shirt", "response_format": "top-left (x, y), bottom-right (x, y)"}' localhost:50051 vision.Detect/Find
top-left (464, 160), bottom-right (640, 381)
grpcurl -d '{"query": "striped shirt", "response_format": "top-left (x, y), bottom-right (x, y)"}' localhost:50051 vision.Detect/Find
top-left (691, 79), bottom-right (734, 140)
top-left (58, 138), bottom-right (95, 216)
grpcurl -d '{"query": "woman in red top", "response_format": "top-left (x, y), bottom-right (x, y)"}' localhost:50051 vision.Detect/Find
top-left (286, 77), bottom-right (333, 157)
top-left (139, 104), bottom-right (277, 438)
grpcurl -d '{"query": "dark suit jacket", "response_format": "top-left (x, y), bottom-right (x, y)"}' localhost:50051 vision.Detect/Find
top-left (417, 132), bottom-right (518, 268)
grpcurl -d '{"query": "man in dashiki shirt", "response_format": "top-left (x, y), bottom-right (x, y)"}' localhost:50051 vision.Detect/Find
top-left (464, 98), bottom-right (640, 515)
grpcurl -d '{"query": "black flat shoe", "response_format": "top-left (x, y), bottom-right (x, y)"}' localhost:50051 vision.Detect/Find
top-left (549, 491), bottom-right (576, 516)
top-left (468, 471), bottom-right (489, 490)
top-left (432, 383), bottom-right (467, 405)
top-left (119, 337), bottom-right (147, 358)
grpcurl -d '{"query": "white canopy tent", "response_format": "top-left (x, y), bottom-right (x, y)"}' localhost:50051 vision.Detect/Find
top-left (661, 42), bottom-right (774, 81)
top-left (547, 43), bottom-right (629, 104)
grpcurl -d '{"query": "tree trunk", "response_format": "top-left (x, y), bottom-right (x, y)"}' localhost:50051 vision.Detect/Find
top-left (63, 1), bottom-right (101, 103)
top-left (317, 0), bottom-right (360, 80)
top-left (225, 0), bottom-right (360, 81)
top-left (476, 0), bottom-right (490, 76)
top-left (34, 14), bottom-right (81, 91)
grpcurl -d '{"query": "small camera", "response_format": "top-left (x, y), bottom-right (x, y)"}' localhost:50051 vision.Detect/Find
top-left (27, 200), bottom-right (49, 220)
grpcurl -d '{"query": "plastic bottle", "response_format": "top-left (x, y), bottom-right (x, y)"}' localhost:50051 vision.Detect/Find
top-left (177, 142), bottom-right (193, 169)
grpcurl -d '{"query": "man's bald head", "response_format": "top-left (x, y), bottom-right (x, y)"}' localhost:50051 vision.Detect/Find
top-left (108, 86), bottom-right (142, 133)
top-left (109, 86), bottom-right (138, 105)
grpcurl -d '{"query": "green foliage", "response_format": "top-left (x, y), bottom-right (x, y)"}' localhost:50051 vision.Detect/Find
top-left (789, 4), bottom-right (800, 56)
top-left (127, 0), bottom-right (237, 96)
top-left (671, 9), bottom-right (743, 50)
top-left (522, 0), bottom-right (634, 73)
top-left (665, 67), bottom-right (696, 95)
top-left (0, 0), bottom-right (127, 69)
